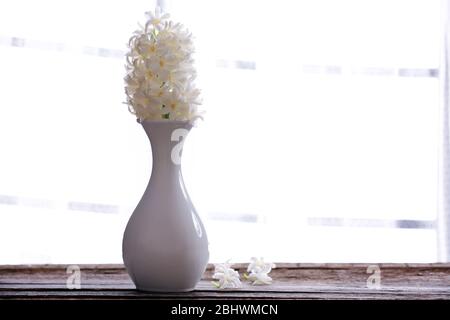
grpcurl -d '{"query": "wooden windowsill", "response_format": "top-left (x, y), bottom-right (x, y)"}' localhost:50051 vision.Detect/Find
top-left (1, 263), bottom-right (449, 300)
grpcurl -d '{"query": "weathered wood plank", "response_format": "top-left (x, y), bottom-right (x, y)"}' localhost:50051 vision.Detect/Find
top-left (0, 264), bottom-right (449, 300)
top-left (1, 289), bottom-right (449, 300)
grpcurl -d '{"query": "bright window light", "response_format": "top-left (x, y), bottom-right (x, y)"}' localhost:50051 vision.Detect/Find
top-left (0, 0), bottom-right (443, 263)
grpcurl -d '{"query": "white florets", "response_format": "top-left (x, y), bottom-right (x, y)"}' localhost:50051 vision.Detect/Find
top-left (124, 8), bottom-right (202, 121)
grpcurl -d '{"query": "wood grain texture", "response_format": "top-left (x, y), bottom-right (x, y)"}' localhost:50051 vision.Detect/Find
top-left (0, 263), bottom-right (449, 300)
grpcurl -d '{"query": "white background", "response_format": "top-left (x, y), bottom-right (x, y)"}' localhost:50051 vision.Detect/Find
top-left (0, 0), bottom-right (442, 263)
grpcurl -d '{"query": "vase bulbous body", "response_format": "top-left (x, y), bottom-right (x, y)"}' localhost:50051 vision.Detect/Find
top-left (122, 120), bottom-right (209, 292)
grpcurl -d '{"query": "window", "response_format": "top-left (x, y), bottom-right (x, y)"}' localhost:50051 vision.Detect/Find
top-left (0, 0), bottom-right (447, 263)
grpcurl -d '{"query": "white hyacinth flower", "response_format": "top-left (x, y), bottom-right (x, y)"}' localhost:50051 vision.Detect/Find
top-left (246, 272), bottom-right (274, 285)
top-left (125, 7), bottom-right (202, 121)
top-left (247, 257), bottom-right (276, 274)
top-left (212, 262), bottom-right (242, 289)
top-left (245, 257), bottom-right (276, 286)
top-left (145, 7), bottom-right (170, 30)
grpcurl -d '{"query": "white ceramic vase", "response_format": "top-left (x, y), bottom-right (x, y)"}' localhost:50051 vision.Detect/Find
top-left (122, 120), bottom-right (209, 292)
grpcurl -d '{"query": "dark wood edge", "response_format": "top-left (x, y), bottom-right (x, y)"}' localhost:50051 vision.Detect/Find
top-left (1, 263), bottom-right (449, 271)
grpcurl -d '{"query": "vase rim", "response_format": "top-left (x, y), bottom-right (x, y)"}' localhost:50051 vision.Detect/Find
top-left (138, 119), bottom-right (191, 124)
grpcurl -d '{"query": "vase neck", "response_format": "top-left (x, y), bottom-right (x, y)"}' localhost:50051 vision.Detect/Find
top-left (141, 120), bottom-right (192, 174)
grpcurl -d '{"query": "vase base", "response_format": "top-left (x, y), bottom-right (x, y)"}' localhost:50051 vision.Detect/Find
top-left (136, 286), bottom-right (196, 293)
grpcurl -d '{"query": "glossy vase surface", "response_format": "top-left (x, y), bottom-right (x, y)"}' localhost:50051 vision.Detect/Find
top-left (122, 120), bottom-right (209, 292)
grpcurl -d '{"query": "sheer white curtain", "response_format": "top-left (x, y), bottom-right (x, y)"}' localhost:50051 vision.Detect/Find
top-left (171, 0), bottom-right (442, 262)
top-left (0, 0), bottom-right (445, 263)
